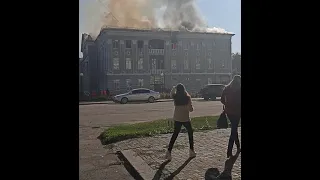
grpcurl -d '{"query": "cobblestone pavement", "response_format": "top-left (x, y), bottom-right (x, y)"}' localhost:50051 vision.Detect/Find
top-left (79, 127), bottom-right (134, 180)
top-left (80, 100), bottom-right (224, 179)
top-left (113, 128), bottom-right (241, 180)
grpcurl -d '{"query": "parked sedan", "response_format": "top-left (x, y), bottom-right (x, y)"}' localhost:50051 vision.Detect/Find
top-left (112, 88), bottom-right (161, 104)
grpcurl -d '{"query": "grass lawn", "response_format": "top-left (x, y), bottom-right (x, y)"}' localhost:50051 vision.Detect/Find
top-left (98, 116), bottom-right (241, 145)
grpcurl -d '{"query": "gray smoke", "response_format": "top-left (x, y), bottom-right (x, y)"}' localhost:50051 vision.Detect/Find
top-left (162, 0), bottom-right (207, 31)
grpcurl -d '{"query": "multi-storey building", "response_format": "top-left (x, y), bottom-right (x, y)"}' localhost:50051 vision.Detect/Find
top-left (80, 27), bottom-right (234, 95)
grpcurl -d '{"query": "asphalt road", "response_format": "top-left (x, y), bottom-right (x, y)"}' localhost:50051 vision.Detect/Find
top-left (79, 99), bottom-right (223, 128)
top-left (79, 99), bottom-right (223, 180)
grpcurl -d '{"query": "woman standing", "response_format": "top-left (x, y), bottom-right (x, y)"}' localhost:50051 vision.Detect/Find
top-left (221, 75), bottom-right (241, 158)
top-left (165, 83), bottom-right (196, 160)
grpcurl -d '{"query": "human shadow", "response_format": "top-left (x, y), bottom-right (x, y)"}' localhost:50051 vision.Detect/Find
top-left (152, 160), bottom-right (170, 180)
top-left (164, 157), bottom-right (194, 180)
top-left (204, 150), bottom-right (241, 180)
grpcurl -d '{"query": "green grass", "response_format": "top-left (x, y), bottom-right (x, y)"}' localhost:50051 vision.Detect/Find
top-left (98, 116), bottom-right (234, 145)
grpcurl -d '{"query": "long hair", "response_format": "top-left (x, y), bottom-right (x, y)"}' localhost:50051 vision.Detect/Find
top-left (226, 75), bottom-right (241, 90)
top-left (173, 83), bottom-right (190, 106)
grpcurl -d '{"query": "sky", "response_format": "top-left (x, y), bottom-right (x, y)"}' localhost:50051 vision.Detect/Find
top-left (79, 0), bottom-right (240, 57)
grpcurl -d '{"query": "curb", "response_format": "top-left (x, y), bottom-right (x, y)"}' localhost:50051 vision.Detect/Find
top-left (118, 150), bottom-right (181, 180)
top-left (117, 150), bottom-right (155, 180)
top-left (79, 99), bottom-right (173, 105)
top-left (79, 98), bottom-right (204, 105)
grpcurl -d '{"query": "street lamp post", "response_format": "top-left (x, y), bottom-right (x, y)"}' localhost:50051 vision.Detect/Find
top-left (80, 73), bottom-right (84, 100)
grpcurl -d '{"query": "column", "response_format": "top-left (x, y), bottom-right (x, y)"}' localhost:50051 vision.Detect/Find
top-left (120, 40), bottom-right (125, 73)
top-left (144, 40), bottom-right (149, 72)
top-left (132, 40), bottom-right (137, 73)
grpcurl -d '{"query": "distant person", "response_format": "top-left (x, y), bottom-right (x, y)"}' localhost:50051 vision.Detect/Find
top-left (165, 83), bottom-right (196, 160)
top-left (221, 75), bottom-right (241, 158)
top-left (106, 89), bottom-right (110, 99)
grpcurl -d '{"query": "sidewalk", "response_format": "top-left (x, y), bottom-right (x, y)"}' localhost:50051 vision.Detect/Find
top-left (112, 128), bottom-right (241, 180)
top-left (79, 98), bottom-right (204, 105)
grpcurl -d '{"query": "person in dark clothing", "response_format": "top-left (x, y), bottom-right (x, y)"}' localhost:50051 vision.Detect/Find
top-left (221, 75), bottom-right (241, 158)
top-left (106, 89), bottom-right (110, 99)
top-left (165, 83), bottom-right (196, 160)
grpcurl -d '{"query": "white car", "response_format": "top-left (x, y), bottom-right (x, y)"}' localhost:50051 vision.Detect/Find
top-left (112, 88), bottom-right (161, 104)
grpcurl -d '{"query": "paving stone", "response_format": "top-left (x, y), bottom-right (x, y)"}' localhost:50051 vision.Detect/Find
top-left (113, 128), bottom-right (241, 179)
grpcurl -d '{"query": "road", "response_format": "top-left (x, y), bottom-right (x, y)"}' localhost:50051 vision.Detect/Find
top-left (80, 100), bottom-right (223, 128)
top-left (79, 99), bottom-right (223, 180)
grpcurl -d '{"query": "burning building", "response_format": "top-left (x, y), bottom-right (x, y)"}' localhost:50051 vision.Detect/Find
top-left (80, 27), bottom-right (234, 95)
top-left (80, 0), bottom-right (234, 95)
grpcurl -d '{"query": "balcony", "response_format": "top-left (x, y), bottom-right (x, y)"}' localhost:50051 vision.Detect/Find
top-left (148, 49), bottom-right (164, 55)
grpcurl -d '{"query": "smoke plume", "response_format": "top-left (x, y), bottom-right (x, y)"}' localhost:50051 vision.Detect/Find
top-left (83, 0), bottom-right (231, 38)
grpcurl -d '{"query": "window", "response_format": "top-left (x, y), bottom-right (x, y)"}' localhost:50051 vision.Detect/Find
top-left (85, 62), bottom-right (89, 72)
top-left (208, 78), bottom-right (212, 84)
top-left (172, 43), bottom-right (177, 50)
top-left (125, 40), bottom-right (132, 48)
top-left (138, 79), bottom-right (144, 87)
top-left (196, 79), bottom-right (201, 87)
top-left (140, 89), bottom-right (150, 93)
top-left (126, 79), bottom-right (132, 90)
top-left (151, 59), bottom-right (157, 69)
top-left (196, 57), bottom-right (200, 69)
top-left (196, 43), bottom-right (200, 50)
top-left (208, 58), bottom-right (213, 69)
top-left (138, 40), bottom-right (144, 48)
top-left (171, 59), bottom-right (177, 70)
top-left (114, 80), bottom-right (120, 90)
top-left (126, 58), bottom-right (132, 69)
top-left (183, 42), bottom-right (189, 50)
top-left (132, 90), bottom-right (139, 94)
top-left (159, 59), bottom-right (164, 69)
top-left (113, 58), bottom-right (119, 70)
top-left (112, 40), bottom-right (119, 49)
top-left (184, 58), bottom-right (189, 70)
top-left (138, 58), bottom-right (143, 70)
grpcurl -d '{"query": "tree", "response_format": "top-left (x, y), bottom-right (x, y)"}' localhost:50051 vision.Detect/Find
top-left (232, 52), bottom-right (241, 74)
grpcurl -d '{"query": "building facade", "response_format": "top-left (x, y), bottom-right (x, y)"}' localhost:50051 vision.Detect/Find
top-left (81, 28), bottom-right (234, 95)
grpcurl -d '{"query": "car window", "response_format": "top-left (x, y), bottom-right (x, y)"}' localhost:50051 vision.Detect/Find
top-left (140, 89), bottom-right (150, 93)
top-left (132, 90), bottom-right (139, 94)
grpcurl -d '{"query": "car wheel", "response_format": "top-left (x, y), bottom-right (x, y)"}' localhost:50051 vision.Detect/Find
top-left (148, 96), bottom-right (155, 103)
top-left (121, 97), bottom-right (128, 104)
top-left (211, 96), bottom-right (217, 101)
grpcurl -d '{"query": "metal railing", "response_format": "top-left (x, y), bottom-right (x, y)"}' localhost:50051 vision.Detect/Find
top-left (148, 49), bottom-right (164, 55)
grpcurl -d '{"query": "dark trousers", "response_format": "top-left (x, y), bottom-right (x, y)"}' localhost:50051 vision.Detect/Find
top-left (227, 114), bottom-right (241, 155)
top-left (168, 121), bottom-right (194, 152)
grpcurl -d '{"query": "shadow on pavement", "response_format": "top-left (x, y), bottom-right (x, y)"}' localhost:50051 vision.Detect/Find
top-left (204, 150), bottom-right (241, 180)
top-left (164, 157), bottom-right (194, 180)
top-left (152, 160), bottom-right (170, 180)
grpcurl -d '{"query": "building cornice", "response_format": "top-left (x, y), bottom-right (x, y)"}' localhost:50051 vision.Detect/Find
top-left (105, 72), bottom-right (231, 76)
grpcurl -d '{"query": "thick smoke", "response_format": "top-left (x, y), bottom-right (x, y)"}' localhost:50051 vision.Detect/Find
top-left (83, 0), bottom-right (231, 38)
